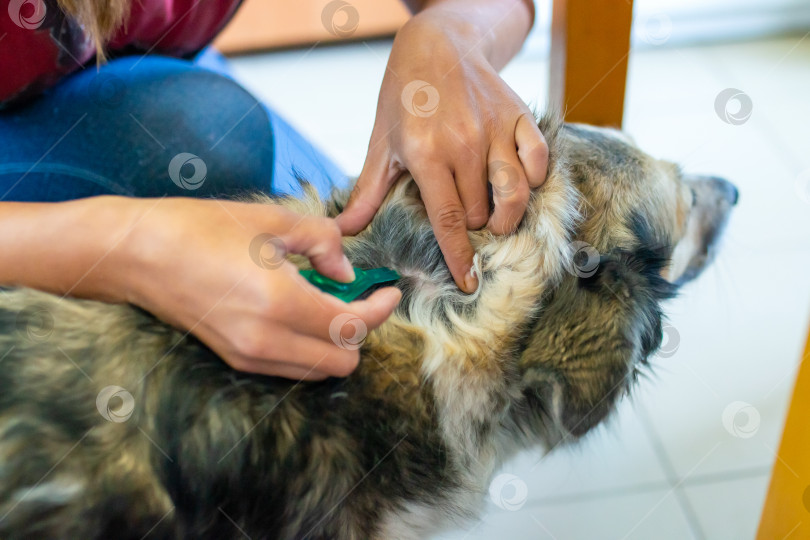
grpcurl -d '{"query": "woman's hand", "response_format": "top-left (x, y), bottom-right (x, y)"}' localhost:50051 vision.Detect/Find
top-left (337, 0), bottom-right (548, 293)
top-left (113, 198), bottom-right (401, 380)
top-left (0, 197), bottom-right (399, 380)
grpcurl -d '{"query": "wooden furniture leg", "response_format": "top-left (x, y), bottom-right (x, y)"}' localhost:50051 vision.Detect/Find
top-left (549, 0), bottom-right (634, 128)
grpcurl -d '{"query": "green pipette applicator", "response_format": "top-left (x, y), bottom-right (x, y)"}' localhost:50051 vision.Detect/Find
top-left (299, 267), bottom-right (401, 302)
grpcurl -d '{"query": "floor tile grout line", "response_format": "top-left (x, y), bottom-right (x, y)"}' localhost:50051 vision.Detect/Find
top-left (619, 442), bottom-right (721, 540)
top-left (522, 480), bottom-right (672, 507)
top-left (637, 406), bottom-right (706, 540)
top-left (499, 464), bottom-right (772, 509)
top-left (672, 486), bottom-right (706, 540)
top-left (680, 464), bottom-right (773, 487)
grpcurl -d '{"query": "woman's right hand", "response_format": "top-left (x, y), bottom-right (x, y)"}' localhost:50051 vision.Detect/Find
top-left (69, 197), bottom-right (401, 380)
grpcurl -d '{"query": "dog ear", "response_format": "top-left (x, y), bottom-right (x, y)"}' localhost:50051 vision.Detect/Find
top-left (516, 242), bottom-right (677, 444)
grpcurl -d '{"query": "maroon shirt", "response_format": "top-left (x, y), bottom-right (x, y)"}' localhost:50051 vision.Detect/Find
top-left (1, 0), bottom-right (241, 106)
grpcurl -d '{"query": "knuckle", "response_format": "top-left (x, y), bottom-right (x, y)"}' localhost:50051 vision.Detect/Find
top-left (433, 204), bottom-right (467, 232)
top-left (345, 182), bottom-right (365, 207)
top-left (319, 217), bottom-right (343, 243)
top-left (451, 121), bottom-right (478, 144)
top-left (401, 135), bottom-right (435, 161)
top-left (255, 283), bottom-right (298, 324)
top-left (344, 183), bottom-right (379, 220)
top-left (301, 216), bottom-right (342, 248)
top-left (345, 183), bottom-right (359, 203)
top-left (232, 332), bottom-right (267, 361)
top-left (251, 280), bottom-right (279, 311)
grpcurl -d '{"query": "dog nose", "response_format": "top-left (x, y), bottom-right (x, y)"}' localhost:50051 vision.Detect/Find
top-left (710, 177), bottom-right (739, 206)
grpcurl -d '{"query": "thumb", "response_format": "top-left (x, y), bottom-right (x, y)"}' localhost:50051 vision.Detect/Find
top-left (283, 216), bottom-right (355, 283)
top-left (349, 287), bottom-right (402, 330)
top-left (336, 150), bottom-right (397, 236)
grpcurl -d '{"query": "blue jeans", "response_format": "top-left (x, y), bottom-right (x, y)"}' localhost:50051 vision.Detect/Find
top-left (0, 50), bottom-right (346, 202)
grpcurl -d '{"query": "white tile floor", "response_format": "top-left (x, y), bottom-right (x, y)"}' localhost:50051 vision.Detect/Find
top-left (229, 32), bottom-right (810, 540)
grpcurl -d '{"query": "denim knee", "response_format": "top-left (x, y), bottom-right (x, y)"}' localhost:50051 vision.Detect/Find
top-left (0, 56), bottom-right (275, 201)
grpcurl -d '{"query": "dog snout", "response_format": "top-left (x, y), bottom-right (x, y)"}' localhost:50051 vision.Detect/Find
top-left (709, 176), bottom-right (739, 206)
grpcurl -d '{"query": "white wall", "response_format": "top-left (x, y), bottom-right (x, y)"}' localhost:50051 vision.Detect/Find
top-left (522, 0), bottom-right (810, 55)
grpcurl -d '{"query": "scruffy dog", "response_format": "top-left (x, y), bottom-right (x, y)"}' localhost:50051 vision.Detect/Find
top-left (0, 115), bottom-right (736, 539)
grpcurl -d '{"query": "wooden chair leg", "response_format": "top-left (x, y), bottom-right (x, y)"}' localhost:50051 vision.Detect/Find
top-left (549, 0), bottom-right (634, 128)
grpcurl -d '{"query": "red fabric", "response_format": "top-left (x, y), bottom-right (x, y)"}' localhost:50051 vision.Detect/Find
top-left (108, 0), bottom-right (240, 57)
top-left (0, 0), bottom-right (241, 107)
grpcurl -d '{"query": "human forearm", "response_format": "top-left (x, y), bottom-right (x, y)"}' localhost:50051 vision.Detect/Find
top-left (0, 197), bottom-right (139, 302)
top-left (402, 0), bottom-right (534, 71)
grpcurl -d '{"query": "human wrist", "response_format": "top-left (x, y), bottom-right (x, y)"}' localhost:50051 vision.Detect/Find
top-left (400, 9), bottom-right (491, 66)
top-left (61, 195), bottom-right (152, 303)
top-left (401, 0), bottom-right (533, 71)
top-left (97, 196), bottom-right (175, 309)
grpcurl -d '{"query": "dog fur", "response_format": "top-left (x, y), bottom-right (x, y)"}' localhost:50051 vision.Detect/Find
top-left (0, 114), bottom-right (736, 539)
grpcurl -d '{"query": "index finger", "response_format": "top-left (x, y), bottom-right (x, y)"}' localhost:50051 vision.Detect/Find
top-left (335, 145), bottom-right (396, 236)
top-left (413, 165), bottom-right (478, 293)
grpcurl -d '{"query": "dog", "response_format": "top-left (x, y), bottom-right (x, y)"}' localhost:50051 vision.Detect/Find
top-left (0, 114), bottom-right (736, 539)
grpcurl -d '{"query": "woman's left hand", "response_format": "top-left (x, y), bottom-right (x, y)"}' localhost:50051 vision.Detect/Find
top-left (337, 0), bottom-right (548, 294)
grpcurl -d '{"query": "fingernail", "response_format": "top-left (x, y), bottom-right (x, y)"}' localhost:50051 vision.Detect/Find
top-left (340, 255), bottom-right (356, 282)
